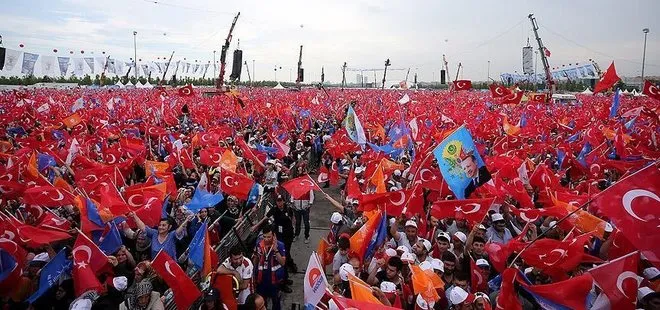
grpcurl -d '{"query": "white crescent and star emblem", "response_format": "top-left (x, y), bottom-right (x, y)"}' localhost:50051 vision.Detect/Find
top-left (0, 237), bottom-right (18, 253)
top-left (224, 176), bottom-right (237, 187)
top-left (299, 179), bottom-right (315, 187)
top-left (211, 153), bottom-right (222, 164)
top-left (541, 248), bottom-right (566, 266)
top-left (164, 260), bottom-right (176, 277)
top-left (495, 87), bottom-right (504, 95)
top-left (473, 268), bottom-right (484, 285)
top-left (616, 271), bottom-right (642, 299)
top-left (72, 245), bottom-right (92, 269)
top-left (85, 175), bottom-right (98, 183)
top-left (622, 189), bottom-right (660, 224)
top-left (461, 203), bottom-right (481, 214)
top-left (389, 191), bottom-right (406, 206)
top-left (127, 193), bottom-right (143, 208)
top-left (648, 85), bottom-right (659, 96)
top-left (106, 154), bottom-right (117, 164)
top-left (457, 82), bottom-right (466, 89)
top-left (50, 189), bottom-right (65, 201)
top-left (519, 211), bottom-right (538, 222)
top-left (1, 230), bottom-right (15, 241)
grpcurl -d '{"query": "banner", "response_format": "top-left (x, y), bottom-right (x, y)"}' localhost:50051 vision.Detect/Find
top-left (3, 48), bottom-right (22, 71)
top-left (84, 57), bottom-right (95, 74)
top-left (73, 57), bottom-right (85, 76)
top-left (41, 56), bottom-right (57, 76)
top-left (432, 126), bottom-right (491, 199)
top-left (522, 46), bottom-right (534, 75)
top-left (303, 252), bottom-right (327, 307)
top-left (502, 63), bottom-right (599, 84)
top-left (21, 52), bottom-right (39, 75)
top-left (57, 57), bottom-right (70, 76)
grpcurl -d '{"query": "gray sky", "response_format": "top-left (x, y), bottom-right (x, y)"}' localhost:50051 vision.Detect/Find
top-left (1, 0), bottom-right (658, 83)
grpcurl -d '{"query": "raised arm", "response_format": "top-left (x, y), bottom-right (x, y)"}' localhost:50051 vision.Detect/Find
top-left (323, 192), bottom-right (345, 213)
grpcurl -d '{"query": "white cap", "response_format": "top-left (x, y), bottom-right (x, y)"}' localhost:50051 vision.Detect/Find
top-left (405, 220), bottom-right (418, 229)
top-left (419, 261), bottom-right (433, 271)
top-left (339, 263), bottom-right (355, 281)
top-left (416, 294), bottom-right (435, 309)
top-left (393, 170), bottom-right (402, 176)
top-left (643, 267), bottom-right (660, 280)
top-left (422, 239), bottom-right (432, 252)
top-left (380, 281), bottom-right (397, 293)
top-left (454, 231), bottom-right (467, 243)
top-left (32, 252), bottom-right (50, 263)
top-left (401, 252), bottom-right (416, 264)
top-left (477, 224), bottom-right (487, 230)
top-left (355, 166), bottom-right (366, 173)
top-left (70, 299), bottom-right (92, 310)
top-left (638, 286), bottom-right (657, 301)
top-left (112, 276), bottom-right (128, 291)
top-left (476, 259), bottom-right (490, 267)
top-left (449, 286), bottom-right (474, 305)
top-left (389, 218), bottom-right (397, 226)
top-left (385, 248), bottom-right (398, 257)
top-left (436, 232), bottom-right (450, 242)
top-left (431, 259), bottom-right (444, 273)
top-left (491, 213), bottom-right (504, 222)
top-left (604, 222), bottom-right (614, 233)
top-left (330, 212), bottom-right (343, 224)
top-left (396, 246), bottom-right (409, 253)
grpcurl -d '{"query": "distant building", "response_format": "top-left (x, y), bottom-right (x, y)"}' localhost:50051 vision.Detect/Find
top-left (356, 74), bottom-right (363, 84)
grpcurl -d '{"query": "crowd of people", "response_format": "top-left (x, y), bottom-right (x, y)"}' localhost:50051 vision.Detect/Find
top-left (0, 84), bottom-right (658, 310)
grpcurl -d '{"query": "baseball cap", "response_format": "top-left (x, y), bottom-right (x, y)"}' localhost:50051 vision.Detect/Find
top-left (474, 292), bottom-right (490, 302)
top-left (396, 245), bottom-right (409, 254)
top-left (380, 281), bottom-right (397, 293)
top-left (436, 232), bottom-right (451, 242)
top-left (419, 261), bottom-right (433, 271)
top-left (393, 170), bottom-right (402, 176)
top-left (405, 220), bottom-right (418, 229)
top-left (491, 213), bottom-right (504, 222)
top-left (70, 299), bottom-right (92, 310)
top-left (431, 259), bottom-right (444, 273)
top-left (476, 259), bottom-right (490, 268)
top-left (330, 212), bottom-right (343, 224)
top-left (638, 286), bottom-right (660, 302)
top-left (111, 276), bottom-right (128, 292)
top-left (416, 294), bottom-right (435, 309)
top-left (604, 222), bottom-right (614, 233)
top-left (454, 231), bottom-right (467, 244)
top-left (422, 239), bottom-right (432, 252)
top-left (401, 252), bottom-right (416, 264)
top-left (385, 248), bottom-right (398, 257)
top-left (339, 263), bottom-right (355, 281)
top-left (449, 286), bottom-right (475, 305)
top-left (643, 267), bottom-right (660, 280)
top-left (31, 252), bottom-right (50, 264)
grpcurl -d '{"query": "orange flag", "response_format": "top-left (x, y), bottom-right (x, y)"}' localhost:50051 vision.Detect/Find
top-left (370, 163), bottom-right (386, 193)
top-left (551, 193), bottom-right (606, 239)
top-left (350, 211), bottom-right (382, 260)
top-left (410, 265), bottom-right (440, 303)
top-left (219, 149), bottom-right (238, 172)
top-left (503, 116), bottom-right (521, 136)
top-left (145, 160), bottom-right (170, 174)
top-left (348, 274), bottom-right (382, 304)
top-left (316, 238), bottom-right (332, 267)
top-left (63, 113), bottom-right (82, 128)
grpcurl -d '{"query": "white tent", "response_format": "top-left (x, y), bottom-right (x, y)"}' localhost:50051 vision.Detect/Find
top-left (581, 88), bottom-right (593, 95)
top-left (622, 89), bottom-right (630, 95)
top-left (115, 80), bottom-right (124, 88)
top-left (144, 81), bottom-right (153, 88)
top-left (273, 82), bottom-right (285, 89)
top-left (136, 81), bottom-right (146, 88)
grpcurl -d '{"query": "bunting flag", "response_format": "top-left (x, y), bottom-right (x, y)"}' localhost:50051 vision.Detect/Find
top-left (21, 52), bottom-right (39, 75)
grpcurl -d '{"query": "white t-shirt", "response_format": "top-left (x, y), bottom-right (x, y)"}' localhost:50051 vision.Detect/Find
top-left (221, 257), bottom-right (254, 304)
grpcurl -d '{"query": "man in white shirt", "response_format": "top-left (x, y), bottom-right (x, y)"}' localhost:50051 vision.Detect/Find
top-left (216, 245), bottom-right (254, 305)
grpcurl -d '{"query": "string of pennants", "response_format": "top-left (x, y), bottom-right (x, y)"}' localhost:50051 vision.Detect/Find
top-left (0, 46), bottom-right (218, 79)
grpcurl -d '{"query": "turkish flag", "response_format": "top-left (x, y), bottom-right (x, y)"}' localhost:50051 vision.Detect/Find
top-left (496, 268), bottom-right (523, 310)
top-left (281, 175), bottom-right (321, 199)
top-left (521, 233), bottom-right (593, 279)
top-left (502, 91), bottom-right (523, 105)
top-left (529, 164), bottom-right (561, 191)
top-left (23, 185), bottom-right (75, 207)
top-left (127, 196), bottom-right (165, 228)
top-left (489, 84), bottom-right (512, 98)
top-left (152, 250), bottom-right (201, 310)
top-left (220, 169), bottom-right (255, 200)
top-left (453, 80), bottom-right (472, 91)
top-left (591, 163), bottom-right (660, 266)
top-left (530, 93), bottom-right (547, 102)
top-left (518, 273), bottom-right (594, 310)
top-left (508, 206), bottom-right (568, 223)
top-left (199, 147), bottom-right (226, 166)
top-left (430, 198), bottom-right (495, 225)
top-left (588, 251), bottom-right (641, 310)
top-left (471, 258), bottom-right (488, 293)
top-left (502, 179), bottom-right (535, 208)
top-left (178, 84), bottom-right (194, 97)
top-left (123, 182), bottom-right (167, 208)
top-left (72, 233), bottom-right (108, 296)
top-left (39, 212), bottom-right (72, 231)
top-left (593, 62), bottom-right (620, 94)
top-left (642, 80), bottom-right (660, 101)
top-left (0, 180), bottom-right (25, 200)
top-left (344, 168), bottom-right (362, 199)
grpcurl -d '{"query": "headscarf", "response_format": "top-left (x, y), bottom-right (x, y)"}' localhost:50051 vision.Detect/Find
top-left (124, 280), bottom-right (153, 310)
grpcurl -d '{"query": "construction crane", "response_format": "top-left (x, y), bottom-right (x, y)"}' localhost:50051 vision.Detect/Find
top-left (244, 60), bottom-right (252, 85)
top-left (528, 14), bottom-right (554, 94)
top-left (295, 45), bottom-right (303, 88)
top-left (217, 12), bottom-right (240, 90)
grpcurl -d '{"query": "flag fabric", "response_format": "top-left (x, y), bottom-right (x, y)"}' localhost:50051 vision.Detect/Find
top-left (188, 222), bottom-right (217, 277)
top-left (453, 80), bottom-right (472, 91)
top-left (502, 91), bottom-right (523, 105)
top-left (0, 249), bottom-right (20, 292)
top-left (316, 238), bottom-right (333, 267)
top-left (610, 89), bottom-right (620, 118)
top-left (364, 211), bottom-right (388, 261)
top-left (642, 80), bottom-right (660, 101)
top-left (471, 258), bottom-right (488, 293)
top-left (152, 250), bottom-right (201, 310)
top-left (518, 273), bottom-right (594, 310)
top-left (398, 93), bottom-right (411, 104)
top-left (186, 178), bottom-right (224, 212)
top-left (347, 273), bottom-right (382, 304)
top-left (588, 251), bottom-right (641, 310)
top-left (23, 185), bottom-right (75, 207)
top-left (219, 149), bottom-right (239, 172)
top-left (178, 84), bottom-right (194, 96)
top-left (328, 293), bottom-right (401, 309)
top-left (220, 169), bottom-right (255, 200)
top-left (98, 222), bottom-right (122, 255)
top-left (590, 163), bottom-right (660, 266)
top-left (544, 47), bottom-right (551, 57)
top-left (593, 62), bottom-right (620, 94)
top-left (530, 93), bottom-right (547, 102)
top-left (62, 113), bottom-right (82, 128)
top-left (430, 197), bottom-right (494, 225)
top-left (343, 105), bottom-right (367, 145)
top-left (73, 232), bottom-right (108, 273)
top-left (72, 233), bottom-right (106, 296)
top-left (16, 225), bottom-right (72, 246)
top-left (350, 211), bottom-right (382, 260)
top-left (489, 84), bottom-right (512, 98)
top-left (26, 249), bottom-right (73, 303)
top-left (303, 252), bottom-right (328, 308)
top-left (281, 175), bottom-right (321, 199)
top-left (496, 268), bottom-right (523, 310)
top-left (410, 264), bottom-right (440, 303)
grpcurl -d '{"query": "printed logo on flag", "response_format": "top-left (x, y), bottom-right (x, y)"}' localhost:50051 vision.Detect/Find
top-left (433, 126), bottom-right (491, 199)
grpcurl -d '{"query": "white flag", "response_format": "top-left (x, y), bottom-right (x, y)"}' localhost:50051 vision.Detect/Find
top-left (37, 103), bottom-right (50, 113)
top-left (303, 252), bottom-right (327, 307)
top-left (409, 117), bottom-right (419, 140)
top-left (398, 93), bottom-right (410, 104)
top-left (66, 138), bottom-right (80, 166)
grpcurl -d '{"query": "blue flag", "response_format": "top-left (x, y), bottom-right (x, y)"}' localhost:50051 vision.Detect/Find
top-left (246, 184), bottom-right (261, 205)
top-left (367, 142), bottom-right (403, 159)
top-left (556, 149), bottom-right (566, 169)
top-left (26, 249), bottom-right (73, 304)
top-left (188, 222), bottom-right (208, 271)
top-left (567, 132), bottom-right (581, 143)
top-left (517, 271), bottom-right (572, 310)
top-left (576, 142), bottom-right (592, 167)
top-left (609, 89), bottom-right (620, 118)
top-left (161, 197), bottom-right (170, 219)
top-left (99, 222), bottom-right (123, 255)
top-left (0, 249), bottom-right (18, 283)
top-left (187, 188), bottom-right (223, 212)
top-left (364, 213), bottom-right (388, 261)
top-left (86, 198), bottom-right (105, 227)
top-left (37, 153), bottom-right (57, 172)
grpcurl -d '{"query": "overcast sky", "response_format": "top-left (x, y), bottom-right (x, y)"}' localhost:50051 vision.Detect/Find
top-left (1, 0), bottom-right (658, 83)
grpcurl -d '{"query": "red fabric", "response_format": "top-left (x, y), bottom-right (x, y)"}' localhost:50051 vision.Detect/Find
top-left (592, 163), bottom-right (660, 267)
top-left (518, 273), bottom-right (594, 310)
top-left (588, 251), bottom-right (640, 310)
top-left (152, 250), bottom-right (201, 310)
top-left (470, 258), bottom-right (488, 293)
top-left (16, 224), bottom-right (72, 246)
top-left (489, 84), bottom-right (512, 98)
top-left (453, 80), bottom-right (473, 91)
top-left (178, 84), bottom-right (194, 97)
top-left (502, 91), bottom-right (523, 105)
top-left (22, 185), bottom-right (75, 207)
top-left (72, 233), bottom-right (107, 296)
top-left (496, 268), bottom-right (522, 310)
top-left (520, 233), bottom-right (593, 279)
top-left (530, 93), bottom-right (547, 102)
top-left (220, 169), bottom-right (255, 200)
top-left (281, 175), bottom-right (321, 199)
top-left (508, 206), bottom-right (568, 223)
top-left (593, 62), bottom-right (620, 94)
top-left (430, 197), bottom-right (494, 226)
top-left (642, 80), bottom-right (660, 101)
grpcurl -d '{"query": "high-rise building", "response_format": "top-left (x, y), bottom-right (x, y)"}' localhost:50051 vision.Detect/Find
top-left (356, 74), bottom-right (363, 84)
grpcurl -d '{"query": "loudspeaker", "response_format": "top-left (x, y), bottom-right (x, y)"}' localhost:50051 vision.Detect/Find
top-left (297, 68), bottom-right (304, 82)
top-left (440, 69), bottom-right (446, 84)
top-left (230, 49), bottom-right (242, 80)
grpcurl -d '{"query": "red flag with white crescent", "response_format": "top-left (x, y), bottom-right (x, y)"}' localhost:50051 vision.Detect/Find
top-left (152, 250), bottom-right (201, 310)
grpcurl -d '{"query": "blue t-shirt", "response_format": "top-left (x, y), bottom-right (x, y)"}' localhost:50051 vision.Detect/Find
top-left (144, 226), bottom-right (183, 259)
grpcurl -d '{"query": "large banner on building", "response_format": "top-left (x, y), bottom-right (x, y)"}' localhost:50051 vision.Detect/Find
top-left (522, 46), bottom-right (534, 75)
